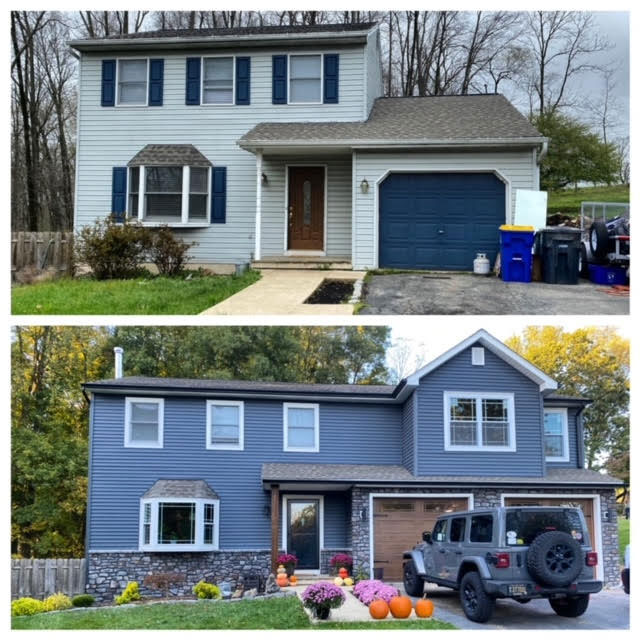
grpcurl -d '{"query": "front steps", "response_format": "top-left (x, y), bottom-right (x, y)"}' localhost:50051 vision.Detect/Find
top-left (252, 256), bottom-right (352, 270)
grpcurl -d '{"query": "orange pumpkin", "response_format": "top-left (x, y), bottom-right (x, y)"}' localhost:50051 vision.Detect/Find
top-left (338, 567), bottom-right (349, 579)
top-left (389, 595), bottom-right (412, 619)
top-left (289, 575), bottom-right (298, 585)
top-left (369, 599), bottom-right (389, 620)
top-left (415, 598), bottom-right (434, 618)
top-left (276, 574), bottom-right (289, 587)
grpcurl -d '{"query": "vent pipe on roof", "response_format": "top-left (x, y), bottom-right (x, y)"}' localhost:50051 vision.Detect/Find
top-left (114, 347), bottom-right (123, 379)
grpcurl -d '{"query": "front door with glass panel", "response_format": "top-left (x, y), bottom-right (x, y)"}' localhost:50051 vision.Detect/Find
top-left (286, 499), bottom-right (320, 570)
top-left (287, 167), bottom-right (324, 251)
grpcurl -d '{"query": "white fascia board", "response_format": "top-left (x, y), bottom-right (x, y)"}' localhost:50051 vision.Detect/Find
top-left (405, 329), bottom-right (557, 393)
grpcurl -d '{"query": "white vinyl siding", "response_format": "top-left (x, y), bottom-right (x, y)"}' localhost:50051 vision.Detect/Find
top-left (283, 403), bottom-right (319, 452)
top-left (206, 400), bottom-right (244, 450)
top-left (352, 150), bottom-right (539, 270)
top-left (124, 397), bottom-right (164, 448)
top-left (75, 47), bottom-right (365, 265)
top-left (117, 59), bottom-right (148, 106)
top-left (544, 407), bottom-right (570, 462)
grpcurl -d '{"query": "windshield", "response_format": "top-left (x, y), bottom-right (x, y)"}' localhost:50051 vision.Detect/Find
top-left (505, 509), bottom-right (586, 546)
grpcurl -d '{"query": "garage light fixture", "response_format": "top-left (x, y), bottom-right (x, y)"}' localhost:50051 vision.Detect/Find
top-left (360, 506), bottom-right (368, 521)
top-left (360, 178), bottom-right (369, 194)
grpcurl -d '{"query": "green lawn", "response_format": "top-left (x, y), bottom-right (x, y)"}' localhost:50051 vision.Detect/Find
top-left (547, 184), bottom-right (630, 216)
top-left (619, 516), bottom-right (630, 561)
top-left (11, 597), bottom-right (456, 630)
top-left (11, 270), bottom-right (260, 315)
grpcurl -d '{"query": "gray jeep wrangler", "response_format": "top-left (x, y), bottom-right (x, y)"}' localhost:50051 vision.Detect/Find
top-left (402, 506), bottom-right (602, 623)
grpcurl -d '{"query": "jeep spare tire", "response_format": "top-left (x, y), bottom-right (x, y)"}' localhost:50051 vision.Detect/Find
top-left (589, 221), bottom-right (610, 260)
top-left (526, 531), bottom-right (583, 587)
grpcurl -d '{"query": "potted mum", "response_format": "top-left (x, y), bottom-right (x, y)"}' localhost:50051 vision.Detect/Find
top-left (301, 581), bottom-right (345, 620)
top-left (276, 553), bottom-right (298, 576)
top-left (329, 553), bottom-right (353, 575)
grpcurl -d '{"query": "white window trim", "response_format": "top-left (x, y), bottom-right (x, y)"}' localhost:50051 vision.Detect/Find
top-left (201, 55), bottom-right (236, 106)
top-left (131, 164), bottom-right (211, 226)
top-left (139, 497), bottom-right (220, 552)
top-left (544, 407), bottom-right (570, 462)
top-left (206, 399), bottom-right (244, 451)
top-left (287, 53), bottom-right (323, 105)
top-left (124, 396), bottom-right (164, 448)
top-left (283, 402), bottom-right (319, 452)
top-left (116, 57), bottom-right (149, 107)
top-left (443, 391), bottom-right (516, 452)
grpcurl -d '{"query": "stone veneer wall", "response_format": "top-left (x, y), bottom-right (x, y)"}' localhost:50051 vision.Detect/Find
top-left (87, 551), bottom-right (271, 603)
top-left (351, 486), bottom-right (620, 587)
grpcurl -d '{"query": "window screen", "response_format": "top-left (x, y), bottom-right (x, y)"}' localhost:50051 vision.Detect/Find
top-left (203, 57), bottom-right (234, 104)
top-left (289, 55), bottom-right (321, 103)
top-left (118, 59), bottom-right (147, 105)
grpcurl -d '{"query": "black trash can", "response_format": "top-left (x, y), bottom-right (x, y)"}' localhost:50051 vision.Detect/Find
top-left (536, 227), bottom-right (582, 285)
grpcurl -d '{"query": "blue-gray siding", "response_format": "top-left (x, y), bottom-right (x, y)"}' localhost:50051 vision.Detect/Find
top-left (415, 343), bottom-right (545, 476)
top-left (88, 395), bottom-right (401, 550)
top-left (401, 392), bottom-right (415, 474)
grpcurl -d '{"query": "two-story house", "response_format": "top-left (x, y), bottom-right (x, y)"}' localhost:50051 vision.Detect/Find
top-left (70, 23), bottom-right (547, 272)
top-left (83, 330), bottom-right (621, 601)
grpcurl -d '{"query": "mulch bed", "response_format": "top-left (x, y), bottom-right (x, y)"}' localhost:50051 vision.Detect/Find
top-left (305, 279), bottom-right (355, 304)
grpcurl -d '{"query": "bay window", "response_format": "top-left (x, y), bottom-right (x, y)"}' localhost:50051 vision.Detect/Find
top-left (444, 392), bottom-right (516, 451)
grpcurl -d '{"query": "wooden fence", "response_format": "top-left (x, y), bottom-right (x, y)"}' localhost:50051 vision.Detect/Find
top-left (11, 231), bottom-right (74, 279)
top-left (11, 558), bottom-right (86, 600)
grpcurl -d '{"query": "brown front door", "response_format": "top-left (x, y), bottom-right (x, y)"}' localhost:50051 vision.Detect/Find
top-left (373, 497), bottom-right (469, 581)
top-left (288, 166), bottom-right (324, 251)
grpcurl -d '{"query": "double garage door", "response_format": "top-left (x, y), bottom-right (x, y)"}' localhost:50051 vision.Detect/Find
top-left (378, 172), bottom-right (506, 270)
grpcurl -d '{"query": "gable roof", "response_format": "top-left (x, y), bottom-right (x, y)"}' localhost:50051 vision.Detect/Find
top-left (128, 144), bottom-right (211, 167)
top-left (69, 22), bottom-right (376, 52)
top-left (404, 329), bottom-right (558, 393)
top-left (239, 95), bottom-right (545, 150)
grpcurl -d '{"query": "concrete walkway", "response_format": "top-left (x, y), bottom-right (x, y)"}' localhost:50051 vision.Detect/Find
top-left (200, 270), bottom-right (365, 316)
top-left (288, 585), bottom-right (373, 623)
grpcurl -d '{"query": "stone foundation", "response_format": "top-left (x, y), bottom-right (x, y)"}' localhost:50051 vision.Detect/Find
top-left (350, 486), bottom-right (620, 587)
top-left (87, 550), bottom-right (271, 603)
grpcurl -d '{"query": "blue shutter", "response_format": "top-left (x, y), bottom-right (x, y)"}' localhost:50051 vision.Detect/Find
top-left (323, 54), bottom-right (339, 104)
top-left (272, 55), bottom-right (287, 104)
top-left (101, 59), bottom-right (116, 106)
top-left (185, 57), bottom-right (201, 105)
top-left (148, 59), bottom-right (164, 106)
top-left (211, 167), bottom-right (227, 223)
top-left (111, 167), bottom-right (127, 221)
top-left (236, 57), bottom-right (251, 105)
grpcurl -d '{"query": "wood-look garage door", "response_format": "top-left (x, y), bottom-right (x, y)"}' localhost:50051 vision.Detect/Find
top-left (504, 497), bottom-right (595, 551)
top-left (373, 497), bottom-right (469, 581)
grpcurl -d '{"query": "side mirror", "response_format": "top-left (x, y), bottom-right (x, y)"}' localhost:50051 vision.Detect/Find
top-left (422, 531), bottom-right (432, 544)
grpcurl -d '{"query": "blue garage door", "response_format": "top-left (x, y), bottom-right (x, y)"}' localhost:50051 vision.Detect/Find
top-left (379, 172), bottom-right (505, 270)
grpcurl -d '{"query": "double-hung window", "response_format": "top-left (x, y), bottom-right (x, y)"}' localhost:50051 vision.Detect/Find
top-left (206, 400), bottom-right (244, 450)
top-left (124, 397), bottom-right (164, 448)
top-left (117, 59), bottom-right (148, 106)
top-left (203, 57), bottom-right (234, 104)
top-left (289, 55), bottom-right (322, 103)
top-left (544, 407), bottom-right (569, 462)
top-left (144, 167), bottom-right (183, 221)
top-left (444, 392), bottom-right (515, 451)
top-left (283, 403), bottom-right (319, 452)
top-left (139, 499), bottom-right (219, 551)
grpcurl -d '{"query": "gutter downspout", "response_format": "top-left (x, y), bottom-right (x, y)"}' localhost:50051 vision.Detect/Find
top-left (255, 149), bottom-right (263, 261)
top-left (536, 140), bottom-right (548, 165)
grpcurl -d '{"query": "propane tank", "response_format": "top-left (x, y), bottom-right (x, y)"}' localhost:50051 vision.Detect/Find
top-left (473, 253), bottom-right (490, 275)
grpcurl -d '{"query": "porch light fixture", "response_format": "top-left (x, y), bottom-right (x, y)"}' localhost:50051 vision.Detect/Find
top-left (360, 506), bottom-right (368, 521)
top-left (360, 178), bottom-right (369, 194)
top-left (261, 172), bottom-right (268, 184)
top-left (263, 504), bottom-right (271, 518)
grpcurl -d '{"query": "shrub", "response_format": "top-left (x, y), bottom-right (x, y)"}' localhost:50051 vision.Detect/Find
top-left (43, 592), bottom-right (73, 612)
top-left (115, 581), bottom-right (141, 605)
top-left (147, 226), bottom-right (195, 276)
top-left (11, 597), bottom-right (46, 617)
top-left (71, 594), bottom-right (95, 608)
top-left (192, 580), bottom-right (221, 600)
top-left (143, 572), bottom-right (186, 598)
top-left (75, 218), bottom-right (152, 279)
top-left (353, 580), bottom-right (399, 606)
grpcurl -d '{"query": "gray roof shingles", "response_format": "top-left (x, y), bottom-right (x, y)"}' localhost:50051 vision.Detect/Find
top-left (128, 144), bottom-right (211, 167)
top-left (239, 95), bottom-right (543, 146)
top-left (142, 479), bottom-right (219, 499)
top-left (261, 463), bottom-right (622, 486)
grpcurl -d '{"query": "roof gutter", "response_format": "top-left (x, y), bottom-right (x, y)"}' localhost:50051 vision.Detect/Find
top-left (69, 29), bottom-right (372, 52)
top-left (261, 478), bottom-right (623, 488)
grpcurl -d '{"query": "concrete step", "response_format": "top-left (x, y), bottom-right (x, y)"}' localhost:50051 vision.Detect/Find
top-left (252, 260), bottom-right (353, 270)
top-left (288, 574), bottom-right (333, 586)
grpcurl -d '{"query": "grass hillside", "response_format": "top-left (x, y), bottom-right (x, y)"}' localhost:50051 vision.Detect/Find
top-left (547, 184), bottom-right (629, 217)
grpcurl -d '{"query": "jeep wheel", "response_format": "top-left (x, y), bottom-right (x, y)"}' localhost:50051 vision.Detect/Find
top-left (403, 560), bottom-right (424, 597)
top-left (459, 572), bottom-right (495, 623)
top-left (590, 221), bottom-right (610, 261)
top-left (549, 594), bottom-right (590, 617)
top-left (526, 531), bottom-right (583, 587)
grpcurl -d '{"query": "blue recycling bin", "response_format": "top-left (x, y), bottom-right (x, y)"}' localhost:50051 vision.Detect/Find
top-left (500, 225), bottom-right (535, 283)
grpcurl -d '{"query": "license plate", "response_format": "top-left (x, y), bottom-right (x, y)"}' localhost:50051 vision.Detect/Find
top-left (508, 584), bottom-right (528, 596)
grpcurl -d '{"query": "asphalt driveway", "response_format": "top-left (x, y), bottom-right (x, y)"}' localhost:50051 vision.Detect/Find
top-left (360, 272), bottom-right (629, 315)
top-left (398, 585), bottom-right (629, 630)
